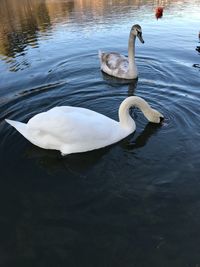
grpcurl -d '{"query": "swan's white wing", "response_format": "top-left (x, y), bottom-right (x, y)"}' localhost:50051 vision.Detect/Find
top-left (27, 106), bottom-right (123, 154)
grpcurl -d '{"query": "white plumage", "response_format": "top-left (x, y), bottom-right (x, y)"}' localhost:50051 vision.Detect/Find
top-left (5, 96), bottom-right (163, 155)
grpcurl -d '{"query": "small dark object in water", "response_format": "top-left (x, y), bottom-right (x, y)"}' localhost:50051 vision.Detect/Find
top-left (196, 46), bottom-right (200, 53)
top-left (193, 64), bottom-right (200, 69)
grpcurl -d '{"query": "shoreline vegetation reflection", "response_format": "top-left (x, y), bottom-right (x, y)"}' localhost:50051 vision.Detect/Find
top-left (0, 0), bottom-right (197, 62)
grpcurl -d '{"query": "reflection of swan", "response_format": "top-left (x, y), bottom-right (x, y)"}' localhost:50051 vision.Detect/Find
top-left (101, 71), bottom-right (138, 96)
top-left (127, 80), bottom-right (138, 96)
top-left (26, 145), bottom-right (110, 176)
top-left (122, 122), bottom-right (162, 150)
top-left (5, 96), bottom-right (163, 155)
top-left (101, 70), bottom-right (138, 85)
top-left (99, 24), bottom-right (144, 79)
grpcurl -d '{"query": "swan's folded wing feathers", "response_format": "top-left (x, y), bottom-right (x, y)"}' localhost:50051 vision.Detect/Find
top-left (104, 53), bottom-right (126, 69)
top-left (27, 107), bottom-right (119, 144)
top-left (105, 53), bottom-right (119, 70)
top-left (119, 59), bottom-right (129, 73)
top-left (27, 109), bottom-right (71, 139)
top-left (103, 53), bottom-right (128, 76)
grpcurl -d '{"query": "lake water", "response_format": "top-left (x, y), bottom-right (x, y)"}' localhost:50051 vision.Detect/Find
top-left (0, 0), bottom-right (200, 266)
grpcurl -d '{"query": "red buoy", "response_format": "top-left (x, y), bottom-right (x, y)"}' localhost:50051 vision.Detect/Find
top-left (155, 7), bottom-right (164, 19)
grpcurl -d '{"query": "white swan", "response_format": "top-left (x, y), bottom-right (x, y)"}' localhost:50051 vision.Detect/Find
top-left (99, 24), bottom-right (144, 79)
top-left (5, 96), bottom-right (163, 155)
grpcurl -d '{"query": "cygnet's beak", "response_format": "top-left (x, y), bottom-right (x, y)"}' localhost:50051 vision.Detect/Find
top-left (137, 32), bottom-right (145, 43)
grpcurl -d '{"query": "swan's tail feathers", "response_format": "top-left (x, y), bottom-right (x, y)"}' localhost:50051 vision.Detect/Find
top-left (98, 50), bottom-right (106, 69)
top-left (98, 50), bottom-right (104, 63)
top-left (98, 49), bottom-right (102, 59)
top-left (5, 119), bottom-right (28, 138)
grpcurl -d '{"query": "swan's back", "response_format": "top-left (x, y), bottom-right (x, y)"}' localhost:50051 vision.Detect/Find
top-left (26, 106), bottom-right (125, 155)
top-left (28, 106), bottom-right (115, 139)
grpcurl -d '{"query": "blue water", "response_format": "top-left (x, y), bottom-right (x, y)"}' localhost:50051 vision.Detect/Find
top-left (0, 0), bottom-right (200, 266)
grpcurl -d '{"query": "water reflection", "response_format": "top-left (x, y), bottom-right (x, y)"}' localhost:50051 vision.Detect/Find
top-left (25, 144), bottom-right (110, 176)
top-left (0, 0), bottom-right (50, 58)
top-left (122, 122), bottom-right (162, 150)
top-left (101, 71), bottom-right (138, 96)
top-left (0, 0), bottom-right (76, 70)
top-left (0, 0), bottom-right (195, 62)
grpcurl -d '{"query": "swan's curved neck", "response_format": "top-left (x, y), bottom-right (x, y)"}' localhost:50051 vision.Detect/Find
top-left (128, 33), bottom-right (137, 74)
top-left (119, 96), bottom-right (151, 129)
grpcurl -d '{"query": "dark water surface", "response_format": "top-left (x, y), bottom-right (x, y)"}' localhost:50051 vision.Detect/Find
top-left (0, 0), bottom-right (200, 266)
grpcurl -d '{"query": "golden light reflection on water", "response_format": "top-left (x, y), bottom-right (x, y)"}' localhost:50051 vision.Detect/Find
top-left (0, 0), bottom-right (198, 59)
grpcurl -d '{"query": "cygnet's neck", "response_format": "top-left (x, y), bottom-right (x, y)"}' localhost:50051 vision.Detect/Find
top-left (128, 33), bottom-right (137, 76)
top-left (118, 96), bottom-right (151, 129)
